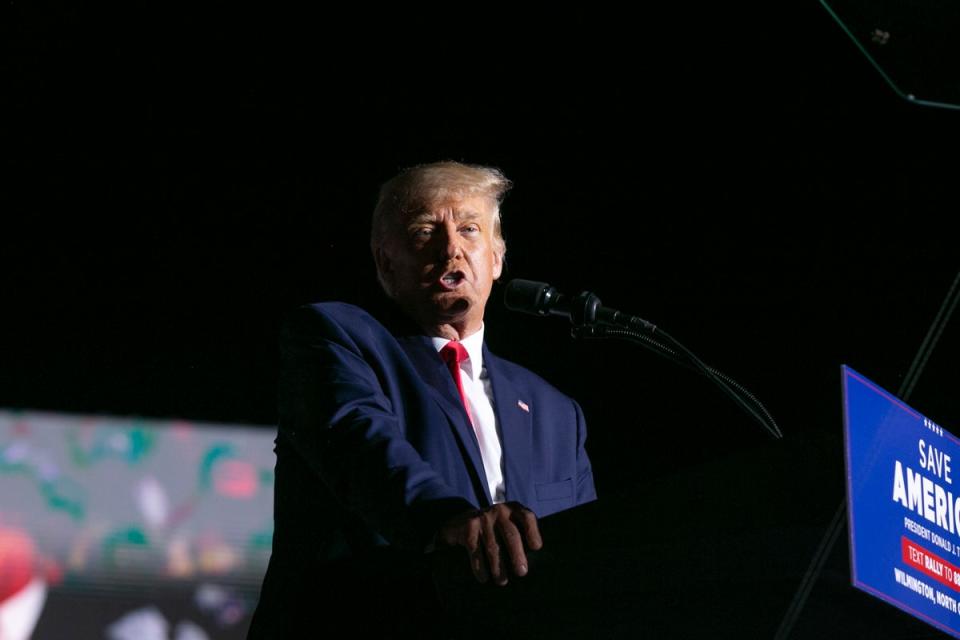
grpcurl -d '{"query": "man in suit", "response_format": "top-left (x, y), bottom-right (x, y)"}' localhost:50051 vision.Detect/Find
top-left (249, 162), bottom-right (596, 637)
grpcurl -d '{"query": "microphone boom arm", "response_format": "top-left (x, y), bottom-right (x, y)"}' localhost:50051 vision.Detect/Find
top-left (504, 279), bottom-right (782, 440)
top-left (573, 323), bottom-right (783, 440)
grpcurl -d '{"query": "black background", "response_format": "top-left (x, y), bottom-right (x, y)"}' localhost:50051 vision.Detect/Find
top-left (4, 3), bottom-right (958, 637)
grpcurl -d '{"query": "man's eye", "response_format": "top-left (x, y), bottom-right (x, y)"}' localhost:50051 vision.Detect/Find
top-left (412, 228), bottom-right (433, 239)
top-left (461, 225), bottom-right (480, 234)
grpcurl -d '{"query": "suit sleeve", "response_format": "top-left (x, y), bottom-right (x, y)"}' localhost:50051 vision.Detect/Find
top-left (573, 399), bottom-right (599, 505)
top-left (277, 306), bottom-right (474, 548)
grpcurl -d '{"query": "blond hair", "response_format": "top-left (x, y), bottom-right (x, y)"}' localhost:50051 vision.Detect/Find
top-left (370, 161), bottom-right (512, 257)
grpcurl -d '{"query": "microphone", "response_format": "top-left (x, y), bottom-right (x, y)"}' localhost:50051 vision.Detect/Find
top-left (503, 279), bottom-right (656, 332)
top-left (503, 278), bottom-right (783, 440)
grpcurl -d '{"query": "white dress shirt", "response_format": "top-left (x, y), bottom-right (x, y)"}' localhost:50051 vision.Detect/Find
top-left (432, 325), bottom-right (505, 504)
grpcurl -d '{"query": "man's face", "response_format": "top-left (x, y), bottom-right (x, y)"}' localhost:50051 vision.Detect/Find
top-left (376, 193), bottom-right (504, 337)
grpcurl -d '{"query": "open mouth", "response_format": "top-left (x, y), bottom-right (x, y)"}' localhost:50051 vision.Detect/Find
top-left (438, 271), bottom-right (465, 289)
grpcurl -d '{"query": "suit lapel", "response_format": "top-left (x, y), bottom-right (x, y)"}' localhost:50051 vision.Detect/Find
top-left (397, 335), bottom-right (492, 505)
top-left (484, 346), bottom-right (534, 508)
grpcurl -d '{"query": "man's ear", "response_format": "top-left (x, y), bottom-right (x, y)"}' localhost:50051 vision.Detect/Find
top-left (374, 246), bottom-right (392, 278)
top-left (492, 247), bottom-right (504, 281)
top-left (373, 245), bottom-right (396, 294)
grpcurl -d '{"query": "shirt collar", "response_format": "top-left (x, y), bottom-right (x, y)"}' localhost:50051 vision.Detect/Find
top-left (431, 324), bottom-right (485, 382)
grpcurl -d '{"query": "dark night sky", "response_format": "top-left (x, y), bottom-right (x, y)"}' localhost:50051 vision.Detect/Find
top-left (3, 4), bottom-right (958, 637)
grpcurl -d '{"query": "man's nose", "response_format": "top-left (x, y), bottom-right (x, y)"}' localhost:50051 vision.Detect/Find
top-left (438, 227), bottom-right (463, 260)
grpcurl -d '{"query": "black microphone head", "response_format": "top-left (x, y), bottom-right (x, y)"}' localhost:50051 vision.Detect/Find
top-left (504, 279), bottom-right (556, 316)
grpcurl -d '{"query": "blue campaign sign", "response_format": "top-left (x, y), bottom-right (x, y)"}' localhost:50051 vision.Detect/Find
top-left (843, 365), bottom-right (960, 637)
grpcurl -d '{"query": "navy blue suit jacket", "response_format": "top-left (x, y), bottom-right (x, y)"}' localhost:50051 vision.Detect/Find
top-left (250, 302), bottom-right (596, 636)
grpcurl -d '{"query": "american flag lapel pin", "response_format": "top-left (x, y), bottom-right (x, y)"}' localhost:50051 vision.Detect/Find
top-left (517, 400), bottom-right (530, 413)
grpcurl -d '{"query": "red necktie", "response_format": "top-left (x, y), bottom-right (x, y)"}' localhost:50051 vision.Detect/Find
top-left (440, 341), bottom-right (473, 425)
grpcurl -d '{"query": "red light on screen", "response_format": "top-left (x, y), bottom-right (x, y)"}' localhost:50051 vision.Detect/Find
top-left (0, 527), bottom-right (36, 603)
top-left (213, 460), bottom-right (258, 499)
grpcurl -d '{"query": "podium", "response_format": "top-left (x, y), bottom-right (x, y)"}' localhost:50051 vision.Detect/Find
top-left (430, 490), bottom-right (802, 638)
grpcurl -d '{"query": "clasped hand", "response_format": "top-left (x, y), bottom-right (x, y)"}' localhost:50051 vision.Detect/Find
top-left (437, 501), bottom-right (542, 586)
